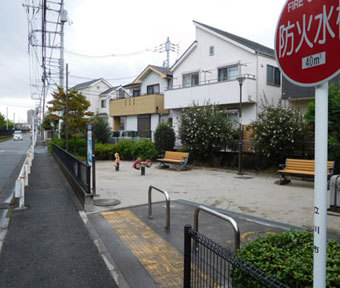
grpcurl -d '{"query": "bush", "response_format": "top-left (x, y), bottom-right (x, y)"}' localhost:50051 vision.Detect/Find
top-left (249, 103), bottom-right (306, 166)
top-left (305, 82), bottom-right (340, 169)
top-left (94, 116), bottom-right (111, 143)
top-left (179, 103), bottom-right (235, 161)
top-left (48, 137), bottom-right (86, 157)
top-left (131, 139), bottom-right (158, 160)
top-left (232, 230), bottom-right (340, 287)
top-left (114, 139), bottom-right (135, 160)
top-left (95, 143), bottom-right (116, 160)
top-left (154, 123), bottom-right (176, 154)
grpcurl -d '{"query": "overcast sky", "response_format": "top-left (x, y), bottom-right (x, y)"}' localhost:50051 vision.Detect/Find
top-left (0, 0), bottom-right (287, 123)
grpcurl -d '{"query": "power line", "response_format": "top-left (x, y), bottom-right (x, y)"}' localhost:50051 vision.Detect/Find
top-left (69, 74), bottom-right (137, 81)
top-left (64, 48), bottom-right (151, 58)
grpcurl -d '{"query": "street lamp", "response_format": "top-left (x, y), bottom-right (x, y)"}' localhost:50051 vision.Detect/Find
top-left (236, 76), bottom-right (245, 175)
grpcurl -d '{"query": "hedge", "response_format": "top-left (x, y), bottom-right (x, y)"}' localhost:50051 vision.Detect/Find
top-left (49, 137), bottom-right (157, 161)
top-left (232, 230), bottom-right (340, 287)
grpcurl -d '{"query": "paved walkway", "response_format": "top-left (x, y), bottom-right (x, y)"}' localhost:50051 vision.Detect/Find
top-left (0, 142), bottom-right (118, 288)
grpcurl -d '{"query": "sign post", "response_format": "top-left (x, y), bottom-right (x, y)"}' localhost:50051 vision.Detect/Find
top-left (87, 124), bottom-right (96, 195)
top-left (275, 1), bottom-right (340, 287)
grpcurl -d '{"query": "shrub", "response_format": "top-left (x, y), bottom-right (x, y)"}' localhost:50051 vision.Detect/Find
top-left (154, 123), bottom-right (176, 154)
top-left (94, 116), bottom-right (111, 143)
top-left (114, 139), bottom-right (135, 160)
top-left (48, 137), bottom-right (86, 157)
top-left (131, 139), bottom-right (158, 160)
top-left (249, 103), bottom-right (306, 166)
top-left (232, 230), bottom-right (340, 287)
top-left (179, 102), bottom-right (235, 161)
top-left (305, 82), bottom-right (340, 171)
top-left (95, 143), bottom-right (116, 160)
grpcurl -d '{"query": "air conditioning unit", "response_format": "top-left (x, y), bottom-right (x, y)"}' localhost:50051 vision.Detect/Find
top-left (329, 175), bottom-right (340, 210)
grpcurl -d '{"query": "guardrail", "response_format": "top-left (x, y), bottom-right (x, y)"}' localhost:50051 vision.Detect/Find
top-left (15, 146), bottom-right (35, 209)
top-left (194, 205), bottom-right (240, 252)
top-left (148, 185), bottom-right (170, 230)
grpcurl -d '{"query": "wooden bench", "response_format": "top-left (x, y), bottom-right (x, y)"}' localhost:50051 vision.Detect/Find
top-left (157, 151), bottom-right (189, 170)
top-left (278, 158), bottom-right (335, 185)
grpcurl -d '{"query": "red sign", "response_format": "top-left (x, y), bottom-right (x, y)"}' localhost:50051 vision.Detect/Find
top-left (275, 0), bottom-right (340, 87)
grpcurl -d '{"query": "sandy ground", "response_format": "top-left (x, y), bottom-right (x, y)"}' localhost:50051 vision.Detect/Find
top-left (93, 160), bottom-right (340, 234)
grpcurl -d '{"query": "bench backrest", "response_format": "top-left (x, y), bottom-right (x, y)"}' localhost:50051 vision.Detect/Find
top-left (286, 159), bottom-right (334, 171)
top-left (164, 151), bottom-right (189, 161)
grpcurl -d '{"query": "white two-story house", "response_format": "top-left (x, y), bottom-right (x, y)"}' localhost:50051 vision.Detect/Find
top-left (109, 65), bottom-right (172, 139)
top-left (71, 78), bottom-right (113, 127)
top-left (165, 21), bottom-right (282, 135)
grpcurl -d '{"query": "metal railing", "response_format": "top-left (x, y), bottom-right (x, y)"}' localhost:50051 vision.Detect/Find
top-left (194, 205), bottom-right (240, 252)
top-left (184, 225), bottom-right (288, 288)
top-left (148, 185), bottom-right (170, 230)
top-left (52, 144), bottom-right (91, 194)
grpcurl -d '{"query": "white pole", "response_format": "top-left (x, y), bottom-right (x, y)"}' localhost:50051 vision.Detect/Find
top-left (313, 82), bottom-right (328, 288)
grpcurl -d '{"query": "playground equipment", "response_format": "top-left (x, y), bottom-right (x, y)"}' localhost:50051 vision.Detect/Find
top-left (114, 153), bottom-right (120, 171)
top-left (133, 158), bottom-right (152, 175)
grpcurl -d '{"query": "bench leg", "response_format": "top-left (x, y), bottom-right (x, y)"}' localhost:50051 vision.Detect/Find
top-left (279, 174), bottom-right (291, 185)
top-left (158, 162), bottom-right (169, 169)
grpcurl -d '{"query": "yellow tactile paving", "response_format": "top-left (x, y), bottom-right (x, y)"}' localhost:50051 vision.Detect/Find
top-left (102, 210), bottom-right (183, 288)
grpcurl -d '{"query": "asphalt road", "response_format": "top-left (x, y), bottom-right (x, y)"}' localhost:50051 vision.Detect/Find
top-left (0, 133), bottom-right (31, 226)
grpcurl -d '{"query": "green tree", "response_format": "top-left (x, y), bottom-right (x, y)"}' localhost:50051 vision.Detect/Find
top-left (94, 116), bottom-right (111, 143)
top-left (305, 82), bottom-right (340, 162)
top-left (154, 122), bottom-right (175, 154)
top-left (179, 102), bottom-right (235, 160)
top-left (47, 87), bottom-right (94, 152)
top-left (249, 103), bottom-right (306, 166)
top-left (0, 112), bottom-right (6, 129)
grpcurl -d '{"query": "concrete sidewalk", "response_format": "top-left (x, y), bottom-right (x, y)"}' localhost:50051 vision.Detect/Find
top-left (95, 160), bottom-right (340, 234)
top-left (0, 143), bottom-right (118, 288)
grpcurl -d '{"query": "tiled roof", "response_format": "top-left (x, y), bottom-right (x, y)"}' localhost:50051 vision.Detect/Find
top-left (194, 21), bottom-right (274, 57)
top-left (71, 78), bottom-right (102, 90)
top-left (99, 86), bottom-right (120, 96)
top-left (149, 65), bottom-right (172, 76)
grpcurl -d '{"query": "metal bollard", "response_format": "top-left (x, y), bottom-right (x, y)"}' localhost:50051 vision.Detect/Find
top-left (19, 176), bottom-right (25, 208)
top-left (24, 163), bottom-right (29, 186)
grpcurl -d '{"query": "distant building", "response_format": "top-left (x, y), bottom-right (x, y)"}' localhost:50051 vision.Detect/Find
top-left (109, 65), bottom-right (172, 139)
top-left (71, 78), bottom-right (113, 128)
top-left (27, 109), bottom-right (34, 125)
top-left (165, 21), bottom-right (282, 140)
top-left (281, 74), bottom-right (340, 114)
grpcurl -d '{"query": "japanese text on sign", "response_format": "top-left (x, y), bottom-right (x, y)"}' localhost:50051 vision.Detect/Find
top-left (279, 0), bottom-right (340, 59)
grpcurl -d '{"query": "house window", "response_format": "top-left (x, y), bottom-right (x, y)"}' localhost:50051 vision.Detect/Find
top-left (209, 46), bottom-right (215, 56)
top-left (146, 84), bottom-right (160, 95)
top-left (133, 89), bottom-right (141, 97)
top-left (183, 72), bottom-right (199, 87)
top-left (118, 89), bottom-right (125, 99)
top-left (226, 110), bottom-right (239, 128)
top-left (101, 99), bottom-right (107, 108)
top-left (218, 65), bottom-right (239, 81)
top-left (267, 65), bottom-right (281, 86)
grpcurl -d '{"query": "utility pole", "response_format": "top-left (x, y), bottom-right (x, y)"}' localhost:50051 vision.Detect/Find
top-left (153, 37), bottom-right (180, 68)
top-left (58, 0), bottom-right (67, 139)
top-left (59, 0), bottom-right (67, 88)
top-left (41, 0), bottom-right (47, 138)
top-left (65, 63), bottom-right (69, 151)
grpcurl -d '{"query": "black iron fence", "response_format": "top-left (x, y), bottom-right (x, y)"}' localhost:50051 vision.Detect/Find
top-left (52, 144), bottom-right (91, 194)
top-left (184, 225), bottom-right (288, 288)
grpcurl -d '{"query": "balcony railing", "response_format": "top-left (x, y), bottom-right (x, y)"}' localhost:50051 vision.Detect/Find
top-left (167, 74), bottom-right (256, 91)
top-left (109, 94), bottom-right (168, 117)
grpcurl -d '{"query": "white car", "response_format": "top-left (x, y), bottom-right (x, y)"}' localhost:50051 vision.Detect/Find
top-left (13, 130), bottom-right (23, 141)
